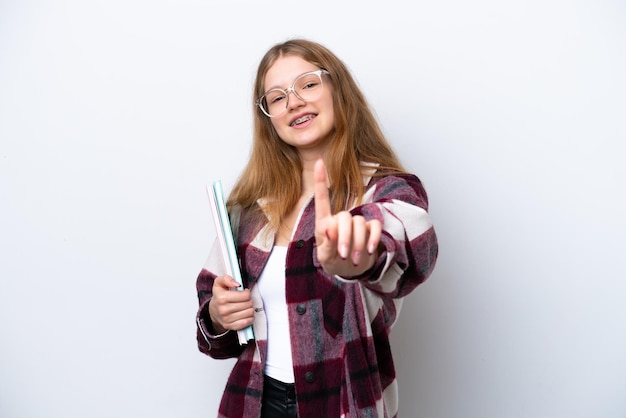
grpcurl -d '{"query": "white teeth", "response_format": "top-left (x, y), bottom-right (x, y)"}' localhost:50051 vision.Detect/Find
top-left (291, 114), bottom-right (315, 126)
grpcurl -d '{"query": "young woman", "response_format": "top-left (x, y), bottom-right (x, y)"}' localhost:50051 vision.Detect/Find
top-left (196, 38), bottom-right (438, 418)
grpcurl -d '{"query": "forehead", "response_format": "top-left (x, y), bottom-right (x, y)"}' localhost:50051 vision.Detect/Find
top-left (263, 55), bottom-right (319, 90)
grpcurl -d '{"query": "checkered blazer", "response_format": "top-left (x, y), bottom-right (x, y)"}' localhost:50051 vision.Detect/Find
top-left (196, 170), bottom-right (438, 418)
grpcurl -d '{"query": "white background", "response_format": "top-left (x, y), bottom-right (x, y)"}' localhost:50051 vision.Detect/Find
top-left (1, 1), bottom-right (625, 417)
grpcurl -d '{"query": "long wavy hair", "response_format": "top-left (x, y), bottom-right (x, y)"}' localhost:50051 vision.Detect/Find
top-left (228, 38), bottom-right (405, 231)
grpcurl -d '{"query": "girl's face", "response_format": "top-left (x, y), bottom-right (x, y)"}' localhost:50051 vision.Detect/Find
top-left (263, 55), bottom-right (335, 155)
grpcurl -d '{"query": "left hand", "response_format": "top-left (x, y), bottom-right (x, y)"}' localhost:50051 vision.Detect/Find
top-left (314, 158), bottom-right (382, 277)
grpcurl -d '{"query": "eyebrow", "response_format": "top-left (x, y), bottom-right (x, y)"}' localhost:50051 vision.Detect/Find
top-left (264, 69), bottom-right (319, 92)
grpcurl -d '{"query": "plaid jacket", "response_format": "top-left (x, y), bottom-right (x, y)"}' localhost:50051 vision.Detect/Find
top-left (196, 171), bottom-right (438, 418)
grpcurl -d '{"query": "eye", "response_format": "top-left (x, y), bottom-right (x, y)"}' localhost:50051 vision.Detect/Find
top-left (299, 77), bottom-right (320, 90)
top-left (265, 90), bottom-right (286, 105)
top-left (270, 95), bottom-right (285, 104)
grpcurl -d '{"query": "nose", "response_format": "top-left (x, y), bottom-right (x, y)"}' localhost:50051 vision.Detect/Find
top-left (286, 88), bottom-right (305, 111)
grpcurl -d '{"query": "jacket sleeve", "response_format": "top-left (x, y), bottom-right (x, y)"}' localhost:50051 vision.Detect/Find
top-left (195, 239), bottom-right (246, 359)
top-left (342, 173), bottom-right (438, 299)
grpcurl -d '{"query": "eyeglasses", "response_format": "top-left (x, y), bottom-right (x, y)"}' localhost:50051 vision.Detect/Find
top-left (256, 69), bottom-right (330, 118)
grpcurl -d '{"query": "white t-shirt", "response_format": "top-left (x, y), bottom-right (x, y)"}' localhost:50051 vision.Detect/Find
top-left (256, 245), bottom-right (295, 383)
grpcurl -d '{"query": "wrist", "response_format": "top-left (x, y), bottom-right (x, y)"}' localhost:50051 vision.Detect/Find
top-left (206, 299), bottom-right (227, 334)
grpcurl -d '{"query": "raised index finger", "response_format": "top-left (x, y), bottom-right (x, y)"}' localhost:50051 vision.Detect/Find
top-left (314, 158), bottom-right (332, 222)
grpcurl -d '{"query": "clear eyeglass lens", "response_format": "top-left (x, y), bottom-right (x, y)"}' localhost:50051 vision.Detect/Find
top-left (260, 71), bottom-right (324, 117)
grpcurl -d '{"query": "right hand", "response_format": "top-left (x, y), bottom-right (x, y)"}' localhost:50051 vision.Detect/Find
top-left (208, 275), bottom-right (255, 334)
top-left (314, 158), bottom-right (382, 277)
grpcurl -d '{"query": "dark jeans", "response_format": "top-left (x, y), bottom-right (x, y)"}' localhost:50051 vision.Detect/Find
top-left (261, 375), bottom-right (298, 418)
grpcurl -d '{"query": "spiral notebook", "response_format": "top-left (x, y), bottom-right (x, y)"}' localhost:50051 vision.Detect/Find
top-left (206, 180), bottom-right (254, 345)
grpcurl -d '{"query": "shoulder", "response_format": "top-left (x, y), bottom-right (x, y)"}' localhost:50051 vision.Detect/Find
top-left (366, 172), bottom-right (429, 210)
top-left (231, 204), bottom-right (270, 243)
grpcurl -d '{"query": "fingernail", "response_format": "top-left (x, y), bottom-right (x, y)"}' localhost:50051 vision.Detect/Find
top-left (340, 244), bottom-right (349, 259)
top-left (352, 251), bottom-right (361, 266)
top-left (368, 242), bottom-right (376, 255)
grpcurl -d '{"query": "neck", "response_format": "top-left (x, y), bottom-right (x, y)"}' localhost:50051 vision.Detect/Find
top-left (298, 150), bottom-right (324, 196)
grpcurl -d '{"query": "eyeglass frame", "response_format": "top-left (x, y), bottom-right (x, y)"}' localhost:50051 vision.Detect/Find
top-left (255, 69), bottom-right (330, 118)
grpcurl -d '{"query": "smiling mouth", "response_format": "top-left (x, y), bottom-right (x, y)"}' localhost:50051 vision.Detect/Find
top-left (290, 114), bottom-right (316, 127)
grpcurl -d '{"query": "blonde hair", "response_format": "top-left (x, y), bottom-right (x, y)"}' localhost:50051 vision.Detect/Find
top-left (228, 38), bottom-right (405, 231)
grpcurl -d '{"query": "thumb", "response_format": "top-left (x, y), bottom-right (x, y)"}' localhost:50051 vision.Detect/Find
top-left (215, 274), bottom-right (241, 290)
